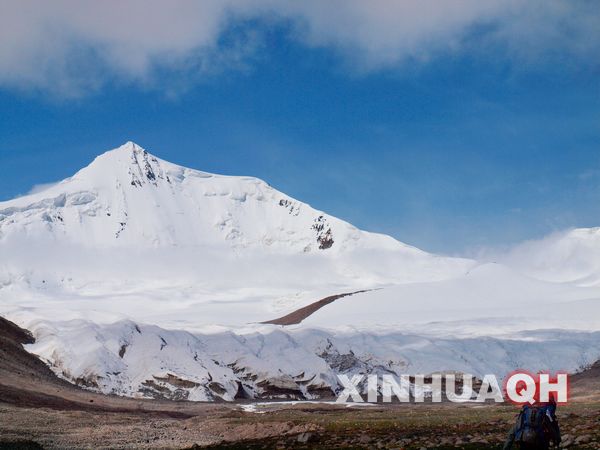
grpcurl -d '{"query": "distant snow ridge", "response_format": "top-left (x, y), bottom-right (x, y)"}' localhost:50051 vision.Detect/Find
top-left (1, 141), bottom-right (600, 402)
top-left (501, 227), bottom-right (600, 286)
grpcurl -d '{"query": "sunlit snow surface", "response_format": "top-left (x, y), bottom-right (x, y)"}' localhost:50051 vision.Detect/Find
top-left (1, 142), bottom-right (600, 401)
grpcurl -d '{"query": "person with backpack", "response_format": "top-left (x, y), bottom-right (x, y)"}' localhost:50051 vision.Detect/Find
top-left (503, 397), bottom-right (561, 449)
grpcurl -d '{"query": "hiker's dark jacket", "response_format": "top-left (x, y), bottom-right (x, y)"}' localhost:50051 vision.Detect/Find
top-left (503, 405), bottom-right (561, 450)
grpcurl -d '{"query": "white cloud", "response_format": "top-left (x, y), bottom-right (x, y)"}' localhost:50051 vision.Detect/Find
top-left (0, 0), bottom-right (598, 96)
top-left (26, 182), bottom-right (60, 195)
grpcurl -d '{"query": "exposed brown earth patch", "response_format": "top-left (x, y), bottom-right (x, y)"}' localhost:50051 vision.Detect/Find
top-left (262, 290), bottom-right (371, 325)
top-left (570, 360), bottom-right (600, 402)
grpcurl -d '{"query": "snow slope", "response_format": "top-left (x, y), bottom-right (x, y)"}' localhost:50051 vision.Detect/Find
top-left (302, 263), bottom-right (600, 336)
top-left (1, 142), bottom-right (600, 401)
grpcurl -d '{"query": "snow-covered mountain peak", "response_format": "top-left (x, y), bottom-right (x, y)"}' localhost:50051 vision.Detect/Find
top-left (95, 140), bottom-right (147, 158)
top-left (0, 141), bottom-right (474, 291)
top-left (0, 143), bottom-right (437, 258)
top-left (73, 141), bottom-right (180, 188)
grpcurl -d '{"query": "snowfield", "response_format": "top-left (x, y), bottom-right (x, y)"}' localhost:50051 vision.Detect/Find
top-left (1, 142), bottom-right (600, 401)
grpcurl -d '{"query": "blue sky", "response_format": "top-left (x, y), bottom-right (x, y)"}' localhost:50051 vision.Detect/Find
top-left (1, 1), bottom-right (599, 255)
